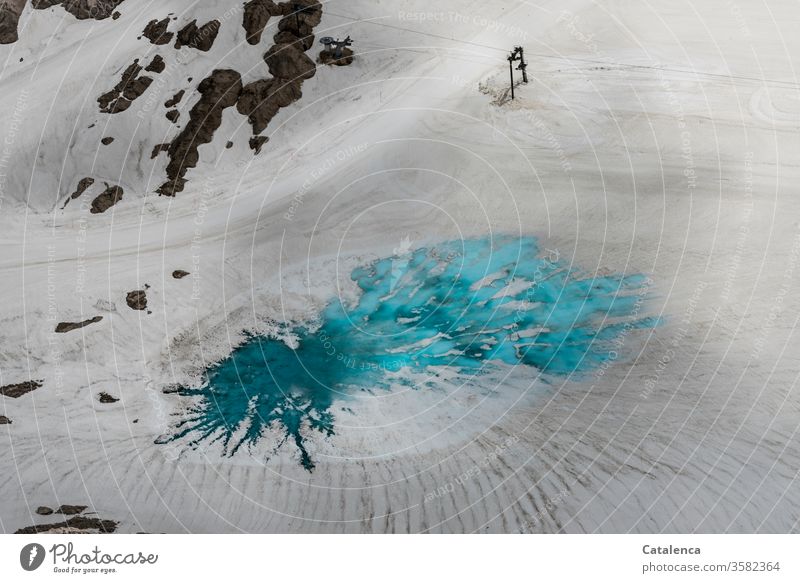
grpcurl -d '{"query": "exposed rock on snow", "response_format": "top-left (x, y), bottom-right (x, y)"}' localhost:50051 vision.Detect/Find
top-left (142, 17), bottom-right (172, 45)
top-left (264, 41), bottom-right (316, 81)
top-left (157, 69), bottom-right (242, 196)
top-left (54, 316), bottom-right (102, 333)
top-left (31, 0), bottom-right (126, 21)
top-left (56, 504), bottom-right (87, 515)
top-left (171, 270), bottom-right (190, 279)
top-left (98, 391), bottom-right (119, 403)
top-left (0, 416), bottom-right (11, 424)
top-left (15, 516), bottom-right (118, 534)
top-left (237, 78), bottom-right (302, 134)
top-left (125, 289), bottom-right (147, 310)
top-left (165, 109), bottom-right (179, 123)
top-left (164, 89), bottom-right (184, 108)
top-left (318, 48), bottom-right (354, 67)
top-left (35, 506), bottom-right (52, 515)
top-left (89, 182), bottom-right (123, 213)
top-left (97, 59), bottom-right (153, 114)
top-left (174, 19), bottom-right (219, 52)
top-left (0, 380), bottom-right (42, 398)
top-left (100, 136), bottom-right (114, 145)
top-left (1, 0), bottom-right (126, 45)
top-left (237, 0), bottom-right (321, 150)
top-left (273, 0), bottom-right (321, 51)
top-left (249, 134), bottom-right (268, 154)
top-left (144, 54), bottom-right (165, 73)
top-left (242, 0), bottom-right (283, 45)
top-left (67, 177), bottom-right (94, 201)
top-left (150, 143), bottom-right (169, 159)
top-left (0, 0), bottom-right (26, 44)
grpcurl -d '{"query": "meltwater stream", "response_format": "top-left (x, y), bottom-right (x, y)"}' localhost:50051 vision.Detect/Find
top-left (161, 236), bottom-right (657, 469)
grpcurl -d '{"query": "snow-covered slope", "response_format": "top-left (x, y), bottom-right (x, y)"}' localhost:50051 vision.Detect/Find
top-left (1, 0), bottom-right (800, 533)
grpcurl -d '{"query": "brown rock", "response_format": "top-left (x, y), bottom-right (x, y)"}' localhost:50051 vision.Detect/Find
top-left (56, 504), bottom-right (87, 515)
top-left (236, 0), bottom-right (322, 149)
top-left (165, 109), bottom-right (179, 123)
top-left (69, 177), bottom-right (94, 200)
top-left (15, 516), bottom-right (118, 534)
top-left (142, 17), bottom-right (172, 45)
top-left (101, 136), bottom-right (114, 145)
top-left (264, 42), bottom-right (316, 81)
top-left (318, 47), bottom-right (354, 67)
top-left (98, 391), bottom-right (119, 403)
top-left (164, 89), bottom-right (184, 108)
top-left (175, 18), bottom-right (219, 51)
top-left (237, 78), bottom-right (302, 134)
top-left (172, 269), bottom-right (190, 279)
top-left (0, 380), bottom-right (42, 398)
top-left (273, 29), bottom-right (314, 51)
top-left (249, 135), bottom-right (268, 154)
top-left (0, 415), bottom-right (11, 424)
top-left (55, 316), bottom-right (103, 333)
top-left (31, 0), bottom-right (126, 21)
top-left (125, 289), bottom-right (147, 310)
top-left (90, 183), bottom-right (123, 214)
top-left (157, 69), bottom-right (242, 196)
top-left (151, 143), bottom-right (169, 159)
top-left (144, 54), bottom-right (165, 73)
top-left (242, 0), bottom-right (281, 45)
top-left (98, 59), bottom-right (153, 113)
top-left (36, 506), bottom-right (53, 515)
top-left (0, 0), bottom-right (26, 45)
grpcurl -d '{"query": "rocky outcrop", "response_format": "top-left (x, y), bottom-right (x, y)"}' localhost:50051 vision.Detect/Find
top-left (0, 380), bottom-right (41, 398)
top-left (236, 78), bottom-right (302, 134)
top-left (57, 504), bottom-right (87, 515)
top-left (0, 0), bottom-right (26, 45)
top-left (174, 18), bottom-right (219, 51)
top-left (15, 516), bottom-right (118, 534)
top-left (5, 0), bottom-right (125, 44)
top-left (36, 506), bottom-right (53, 515)
top-left (55, 316), bottom-right (102, 333)
top-left (249, 135), bottom-right (268, 154)
top-left (97, 59), bottom-right (153, 114)
top-left (165, 109), bottom-right (179, 123)
top-left (237, 0), bottom-right (321, 151)
top-left (68, 177), bottom-right (94, 200)
top-left (142, 17), bottom-right (171, 45)
top-left (264, 41), bottom-right (316, 80)
top-left (273, 0), bottom-right (321, 51)
top-left (31, 0), bottom-right (125, 20)
top-left (101, 136), bottom-right (114, 145)
top-left (157, 69), bottom-right (242, 196)
top-left (172, 269), bottom-right (190, 279)
top-left (90, 182), bottom-right (123, 213)
top-left (242, 0), bottom-right (284, 45)
top-left (164, 89), bottom-right (184, 108)
top-left (98, 391), bottom-right (119, 403)
top-left (151, 143), bottom-right (169, 159)
top-left (318, 47), bottom-right (354, 67)
top-left (125, 289), bottom-right (147, 310)
top-left (144, 54), bottom-right (165, 73)
top-left (0, 415), bottom-right (11, 424)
